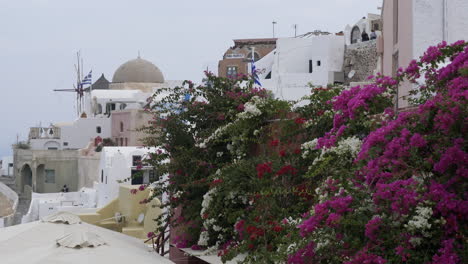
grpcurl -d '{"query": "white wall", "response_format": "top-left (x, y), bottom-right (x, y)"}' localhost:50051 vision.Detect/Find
top-left (97, 147), bottom-right (156, 207)
top-left (29, 138), bottom-right (61, 150)
top-left (21, 188), bottom-right (97, 223)
top-left (90, 90), bottom-right (151, 118)
top-left (60, 117), bottom-right (111, 149)
top-left (412, 0), bottom-right (468, 60)
top-left (413, 0), bottom-right (445, 59)
top-left (89, 81), bottom-right (184, 117)
top-left (29, 117), bottom-right (111, 151)
top-left (257, 35), bottom-right (345, 101)
top-left (446, 0), bottom-right (468, 44)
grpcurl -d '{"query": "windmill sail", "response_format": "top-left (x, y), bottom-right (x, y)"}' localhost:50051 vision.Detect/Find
top-left (53, 52), bottom-right (92, 116)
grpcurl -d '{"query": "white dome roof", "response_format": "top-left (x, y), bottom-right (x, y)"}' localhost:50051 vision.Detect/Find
top-left (112, 57), bottom-right (165, 83)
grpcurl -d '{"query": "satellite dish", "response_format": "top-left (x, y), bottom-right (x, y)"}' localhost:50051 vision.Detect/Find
top-left (137, 213), bottom-right (145, 224)
top-left (348, 70), bottom-right (356, 79)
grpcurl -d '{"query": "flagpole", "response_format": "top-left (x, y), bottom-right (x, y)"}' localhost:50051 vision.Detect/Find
top-left (77, 52), bottom-right (81, 116)
top-left (90, 71), bottom-right (93, 117)
top-left (251, 46), bottom-right (255, 85)
top-left (81, 56), bottom-right (84, 115)
top-left (272, 21), bottom-right (277, 38)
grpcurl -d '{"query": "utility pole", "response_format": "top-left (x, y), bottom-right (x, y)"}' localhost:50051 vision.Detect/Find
top-left (272, 21), bottom-right (277, 38)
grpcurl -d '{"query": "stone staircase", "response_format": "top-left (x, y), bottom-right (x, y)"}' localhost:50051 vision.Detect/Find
top-left (0, 176), bottom-right (31, 226)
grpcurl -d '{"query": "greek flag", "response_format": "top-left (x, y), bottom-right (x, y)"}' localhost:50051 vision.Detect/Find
top-left (80, 70), bottom-right (92, 87)
top-left (251, 60), bottom-right (262, 86)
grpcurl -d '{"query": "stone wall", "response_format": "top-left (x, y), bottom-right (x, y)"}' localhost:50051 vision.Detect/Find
top-left (78, 154), bottom-right (100, 189)
top-left (14, 148), bottom-right (80, 194)
top-left (0, 181), bottom-right (18, 227)
top-left (343, 40), bottom-right (378, 85)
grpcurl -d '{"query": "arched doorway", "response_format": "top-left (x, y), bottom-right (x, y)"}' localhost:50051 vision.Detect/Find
top-left (21, 164), bottom-right (32, 193)
top-left (36, 164), bottom-right (45, 193)
top-left (44, 141), bottom-right (60, 150)
top-left (351, 26), bottom-right (361, 44)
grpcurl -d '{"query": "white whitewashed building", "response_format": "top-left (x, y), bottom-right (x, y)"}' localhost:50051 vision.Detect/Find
top-left (95, 146), bottom-right (158, 207)
top-left (254, 34), bottom-right (345, 101)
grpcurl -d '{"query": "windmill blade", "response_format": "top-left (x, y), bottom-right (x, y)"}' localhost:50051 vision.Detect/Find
top-left (53, 89), bottom-right (77, 92)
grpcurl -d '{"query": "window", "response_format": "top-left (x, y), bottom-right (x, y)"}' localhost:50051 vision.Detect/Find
top-left (317, 60), bottom-right (321, 66)
top-left (106, 103), bottom-right (116, 114)
top-left (45, 169), bottom-right (55, 183)
top-left (119, 103), bottom-right (127, 110)
top-left (115, 138), bottom-right (119, 146)
top-left (8, 163), bottom-right (13, 168)
top-left (63, 142), bottom-right (68, 146)
top-left (309, 60), bottom-right (313, 73)
top-left (226, 66), bottom-right (238, 78)
top-left (132, 155), bottom-right (142, 166)
top-left (101, 170), bottom-right (104, 183)
top-left (97, 104), bottom-right (102, 114)
top-left (125, 138), bottom-right (128, 146)
top-left (48, 147), bottom-right (58, 150)
top-left (149, 170), bottom-right (156, 182)
top-left (120, 138), bottom-right (123, 146)
top-left (372, 22), bottom-right (380, 31)
top-left (96, 126), bottom-right (101, 134)
top-left (131, 170), bottom-right (143, 185)
top-left (120, 122), bottom-right (124, 132)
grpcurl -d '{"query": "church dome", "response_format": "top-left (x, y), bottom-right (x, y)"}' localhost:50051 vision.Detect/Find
top-left (112, 57), bottom-right (165, 83)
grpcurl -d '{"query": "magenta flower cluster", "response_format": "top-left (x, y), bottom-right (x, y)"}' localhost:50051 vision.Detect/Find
top-left (316, 78), bottom-right (395, 149)
top-left (289, 41), bottom-right (467, 263)
top-left (298, 195), bottom-right (353, 236)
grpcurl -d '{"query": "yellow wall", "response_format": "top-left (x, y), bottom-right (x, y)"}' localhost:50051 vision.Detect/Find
top-left (78, 184), bottom-right (162, 240)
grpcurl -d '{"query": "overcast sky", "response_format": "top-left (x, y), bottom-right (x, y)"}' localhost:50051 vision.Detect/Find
top-left (0, 0), bottom-right (382, 157)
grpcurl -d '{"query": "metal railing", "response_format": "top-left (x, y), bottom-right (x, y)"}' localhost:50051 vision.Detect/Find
top-left (145, 221), bottom-right (170, 256)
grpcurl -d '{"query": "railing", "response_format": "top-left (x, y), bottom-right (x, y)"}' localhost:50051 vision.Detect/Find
top-left (145, 221), bottom-right (170, 256)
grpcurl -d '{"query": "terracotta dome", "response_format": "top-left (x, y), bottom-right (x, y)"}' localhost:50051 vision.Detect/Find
top-left (112, 57), bottom-right (164, 83)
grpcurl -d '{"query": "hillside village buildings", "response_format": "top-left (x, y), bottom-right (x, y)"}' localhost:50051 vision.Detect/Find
top-left (13, 57), bottom-right (181, 196)
top-left (10, 0), bottom-right (467, 202)
top-left (2, 57), bottom-right (175, 234)
top-left (1, 1), bottom-right (467, 263)
top-left (220, 15), bottom-right (385, 101)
